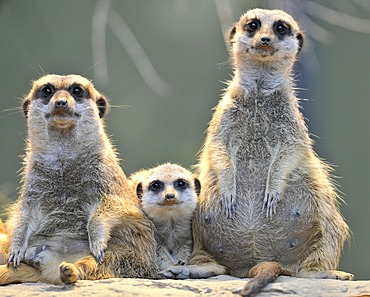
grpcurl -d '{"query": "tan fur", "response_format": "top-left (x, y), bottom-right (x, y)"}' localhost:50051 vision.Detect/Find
top-left (0, 220), bottom-right (9, 265)
top-left (161, 8), bottom-right (353, 293)
top-left (0, 74), bottom-right (157, 285)
top-left (129, 163), bottom-right (200, 275)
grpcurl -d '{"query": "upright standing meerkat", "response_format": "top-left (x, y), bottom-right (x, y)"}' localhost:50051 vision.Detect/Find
top-left (129, 163), bottom-right (200, 271)
top-left (162, 8), bottom-right (353, 295)
top-left (0, 74), bottom-right (158, 285)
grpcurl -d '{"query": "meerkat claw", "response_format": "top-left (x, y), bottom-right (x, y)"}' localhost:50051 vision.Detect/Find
top-left (263, 192), bottom-right (280, 218)
top-left (221, 194), bottom-right (237, 219)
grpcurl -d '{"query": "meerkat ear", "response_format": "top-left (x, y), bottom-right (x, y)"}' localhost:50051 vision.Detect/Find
top-left (136, 182), bottom-right (143, 199)
top-left (22, 98), bottom-right (31, 118)
top-left (96, 95), bottom-right (109, 118)
top-left (194, 178), bottom-right (201, 196)
top-left (297, 33), bottom-right (304, 53)
top-left (227, 25), bottom-right (237, 45)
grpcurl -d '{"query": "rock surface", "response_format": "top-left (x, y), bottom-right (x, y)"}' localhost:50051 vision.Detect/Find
top-left (1, 275), bottom-right (370, 296)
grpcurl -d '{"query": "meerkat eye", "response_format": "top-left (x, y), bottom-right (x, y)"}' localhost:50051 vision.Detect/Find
top-left (245, 20), bottom-right (260, 33)
top-left (41, 85), bottom-right (54, 98)
top-left (149, 181), bottom-right (162, 192)
top-left (275, 22), bottom-right (289, 36)
top-left (71, 85), bottom-right (84, 97)
top-left (175, 179), bottom-right (188, 190)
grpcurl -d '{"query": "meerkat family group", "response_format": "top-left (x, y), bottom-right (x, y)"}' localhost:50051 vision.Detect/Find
top-left (0, 8), bottom-right (352, 297)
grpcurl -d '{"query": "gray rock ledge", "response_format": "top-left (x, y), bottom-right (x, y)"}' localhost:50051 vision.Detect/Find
top-left (1, 275), bottom-right (370, 296)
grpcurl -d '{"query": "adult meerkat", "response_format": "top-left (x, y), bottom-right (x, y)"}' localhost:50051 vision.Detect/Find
top-left (129, 163), bottom-right (200, 271)
top-left (0, 74), bottom-right (157, 285)
top-left (0, 220), bottom-right (8, 265)
top-left (163, 8), bottom-right (353, 295)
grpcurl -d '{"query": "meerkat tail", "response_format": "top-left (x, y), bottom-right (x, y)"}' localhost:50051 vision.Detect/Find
top-left (238, 262), bottom-right (293, 297)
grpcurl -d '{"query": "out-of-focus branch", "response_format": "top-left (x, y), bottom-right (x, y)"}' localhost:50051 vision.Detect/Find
top-left (92, 0), bottom-right (111, 85)
top-left (352, 0), bottom-right (370, 11)
top-left (298, 11), bottom-right (335, 45)
top-left (108, 8), bottom-right (171, 97)
top-left (304, 1), bottom-right (370, 34)
top-left (91, 1), bottom-right (171, 97)
top-left (214, 0), bottom-right (234, 37)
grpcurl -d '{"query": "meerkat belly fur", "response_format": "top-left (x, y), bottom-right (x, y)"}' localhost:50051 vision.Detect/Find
top-left (162, 8), bottom-right (353, 295)
top-left (0, 74), bottom-right (157, 285)
top-left (129, 163), bottom-right (200, 272)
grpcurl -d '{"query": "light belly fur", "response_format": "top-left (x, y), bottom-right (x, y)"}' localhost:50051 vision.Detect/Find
top-left (196, 168), bottom-right (320, 277)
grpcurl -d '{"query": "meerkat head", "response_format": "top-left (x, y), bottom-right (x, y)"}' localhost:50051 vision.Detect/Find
top-left (228, 9), bottom-right (303, 66)
top-left (133, 163), bottom-right (201, 221)
top-left (22, 74), bottom-right (108, 132)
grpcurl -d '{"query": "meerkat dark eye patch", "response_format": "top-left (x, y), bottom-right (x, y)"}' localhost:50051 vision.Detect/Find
top-left (244, 19), bottom-right (261, 36)
top-left (274, 21), bottom-right (291, 38)
top-left (149, 180), bottom-right (163, 192)
top-left (175, 179), bottom-right (188, 190)
top-left (38, 84), bottom-right (55, 104)
top-left (70, 84), bottom-right (86, 100)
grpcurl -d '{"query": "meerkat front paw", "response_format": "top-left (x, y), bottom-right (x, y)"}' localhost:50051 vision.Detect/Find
top-left (220, 193), bottom-right (237, 219)
top-left (89, 240), bottom-right (106, 264)
top-left (263, 190), bottom-right (280, 218)
top-left (59, 262), bottom-right (79, 284)
top-left (263, 176), bottom-right (285, 218)
top-left (159, 265), bottom-right (191, 279)
top-left (7, 245), bottom-right (26, 269)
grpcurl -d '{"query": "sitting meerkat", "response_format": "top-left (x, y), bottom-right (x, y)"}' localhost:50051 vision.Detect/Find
top-left (0, 220), bottom-right (9, 265)
top-left (129, 163), bottom-right (200, 271)
top-left (0, 74), bottom-right (157, 285)
top-left (162, 8), bottom-right (353, 296)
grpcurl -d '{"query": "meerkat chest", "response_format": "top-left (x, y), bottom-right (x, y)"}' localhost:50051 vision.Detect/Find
top-left (25, 158), bottom-right (103, 237)
top-left (155, 221), bottom-right (192, 249)
top-left (219, 92), bottom-right (296, 160)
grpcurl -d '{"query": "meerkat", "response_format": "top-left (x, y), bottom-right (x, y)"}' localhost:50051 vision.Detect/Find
top-left (0, 74), bottom-right (158, 285)
top-left (0, 220), bottom-right (9, 265)
top-left (162, 8), bottom-right (353, 295)
top-left (129, 163), bottom-right (200, 272)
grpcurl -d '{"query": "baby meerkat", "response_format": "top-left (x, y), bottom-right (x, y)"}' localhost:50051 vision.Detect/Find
top-left (162, 8), bottom-right (353, 296)
top-left (0, 74), bottom-right (157, 285)
top-left (129, 163), bottom-right (200, 272)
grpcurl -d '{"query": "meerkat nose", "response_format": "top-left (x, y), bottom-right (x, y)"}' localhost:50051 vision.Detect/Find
top-left (55, 99), bottom-right (68, 109)
top-left (165, 193), bottom-right (175, 200)
top-left (260, 36), bottom-right (271, 45)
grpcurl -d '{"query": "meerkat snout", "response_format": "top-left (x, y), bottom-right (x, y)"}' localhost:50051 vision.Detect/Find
top-left (54, 99), bottom-right (68, 110)
top-left (259, 35), bottom-right (271, 46)
top-left (165, 193), bottom-right (175, 200)
top-left (50, 91), bottom-right (75, 115)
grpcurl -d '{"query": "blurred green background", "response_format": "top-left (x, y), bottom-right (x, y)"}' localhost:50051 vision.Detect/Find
top-left (0, 0), bottom-right (369, 279)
